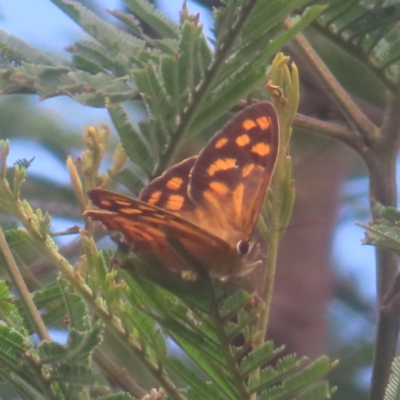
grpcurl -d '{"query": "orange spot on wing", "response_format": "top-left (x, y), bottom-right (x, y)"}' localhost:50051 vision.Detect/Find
top-left (256, 116), bottom-right (271, 130)
top-left (233, 183), bottom-right (245, 218)
top-left (166, 194), bottom-right (185, 211)
top-left (215, 137), bottom-right (228, 149)
top-left (142, 225), bottom-right (165, 241)
top-left (147, 191), bottom-right (162, 205)
top-left (242, 119), bottom-right (257, 130)
top-left (114, 199), bottom-right (131, 206)
top-left (119, 208), bottom-right (143, 215)
top-left (99, 199), bottom-right (112, 207)
top-left (166, 177), bottom-right (183, 190)
top-left (207, 158), bottom-right (236, 176)
top-left (203, 190), bottom-right (222, 211)
top-left (236, 134), bottom-right (250, 147)
top-left (242, 164), bottom-right (255, 177)
top-left (251, 142), bottom-right (270, 156)
top-left (209, 181), bottom-right (229, 195)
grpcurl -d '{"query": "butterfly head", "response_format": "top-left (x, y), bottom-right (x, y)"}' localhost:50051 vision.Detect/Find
top-left (202, 233), bottom-right (266, 279)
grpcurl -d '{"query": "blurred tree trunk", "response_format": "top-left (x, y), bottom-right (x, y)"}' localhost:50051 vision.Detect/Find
top-left (268, 143), bottom-right (350, 358)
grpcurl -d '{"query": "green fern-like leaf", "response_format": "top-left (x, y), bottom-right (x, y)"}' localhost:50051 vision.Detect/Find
top-left (121, 263), bottom-right (333, 400)
top-left (107, 103), bottom-right (155, 176)
top-left (124, 0), bottom-right (180, 39)
top-left (168, 358), bottom-right (225, 400)
top-left (248, 355), bottom-right (306, 393)
top-left (4, 229), bottom-right (25, 248)
top-left (240, 341), bottom-right (282, 375)
top-left (0, 371), bottom-right (45, 400)
top-left (122, 305), bottom-right (168, 360)
top-left (66, 324), bottom-right (103, 364)
top-left (50, 363), bottom-right (97, 385)
top-left (154, 37), bottom-right (180, 54)
top-left (0, 30), bottom-right (59, 66)
top-left (258, 356), bottom-right (332, 400)
top-left (32, 280), bottom-right (63, 310)
top-left (51, 0), bottom-right (146, 64)
top-left (37, 341), bottom-right (68, 364)
top-left (59, 280), bottom-right (91, 332)
top-left (360, 202), bottom-right (400, 254)
top-left (384, 356), bottom-right (400, 400)
top-left (297, 381), bottom-right (334, 400)
top-left (302, 0), bottom-right (400, 93)
top-left (69, 71), bottom-right (137, 106)
top-left (71, 40), bottom-right (129, 76)
top-left (0, 281), bottom-right (24, 329)
top-left (0, 326), bottom-right (30, 371)
top-left (133, 62), bottom-right (176, 141)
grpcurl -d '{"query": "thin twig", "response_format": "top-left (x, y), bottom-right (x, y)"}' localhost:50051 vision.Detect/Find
top-left (367, 95), bottom-right (400, 400)
top-left (380, 94), bottom-right (400, 143)
top-left (365, 96), bottom-right (400, 302)
top-left (284, 18), bottom-right (378, 144)
top-left (93, 348), bottom-right (147, 398)
top-left (293, 113), bottom-right (364, 151)
top-left (0, 226), bottom-right (50, 341)
top-left (29, 224), bottom-right (106, 280)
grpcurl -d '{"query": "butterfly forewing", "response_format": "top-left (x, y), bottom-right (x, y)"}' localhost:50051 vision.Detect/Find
top-left (188, 101), bottom-right (279, 240)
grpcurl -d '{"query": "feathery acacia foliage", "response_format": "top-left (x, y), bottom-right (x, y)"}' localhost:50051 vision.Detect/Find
top-left (300, 0), bottom-right (400, 95)
top-left (8, 0), bottom-right (400, 399)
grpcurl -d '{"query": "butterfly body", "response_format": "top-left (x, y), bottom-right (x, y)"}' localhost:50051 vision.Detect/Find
top-left (85, 101), bottom-right (279, 279)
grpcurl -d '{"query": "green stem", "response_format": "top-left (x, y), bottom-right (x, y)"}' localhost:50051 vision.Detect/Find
top-left (93, 348), bottom-right (147, 398)
top-left (249, 54), bottom-right (299, 400)
top-left (0, 226), bottom-right (50, 342)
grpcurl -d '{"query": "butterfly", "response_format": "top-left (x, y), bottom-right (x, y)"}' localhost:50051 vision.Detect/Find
top-left (85, 101), bottom-right (279, 279)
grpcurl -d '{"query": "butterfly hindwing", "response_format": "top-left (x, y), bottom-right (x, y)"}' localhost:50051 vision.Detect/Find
top-left (86, 188), bottom-right (232, 273)
top-left (86, 189), bottom-right (229, 250)
top-left (139, 156), bottom-right (197, 215)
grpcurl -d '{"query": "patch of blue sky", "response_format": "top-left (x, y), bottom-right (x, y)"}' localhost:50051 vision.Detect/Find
top-left (333, 153), bottom-right (400, 303)
top-left (333, 173), bottom-right (376, 302)
top-left (354, 366), bottom-right (373, 391)
top-left (8, 138), bottom-right (69, 185)
top-left (329, 298), bottom-right (375, 344)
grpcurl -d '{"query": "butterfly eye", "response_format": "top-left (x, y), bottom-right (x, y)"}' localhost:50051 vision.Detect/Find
top-left (236, 239), bottom-right (250, 255)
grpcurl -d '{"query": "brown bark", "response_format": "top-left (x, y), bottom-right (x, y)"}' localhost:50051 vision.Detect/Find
top-left (268, 143), bottom-right (351, 358)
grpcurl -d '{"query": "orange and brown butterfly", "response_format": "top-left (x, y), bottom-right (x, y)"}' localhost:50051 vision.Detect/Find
top-left (84, 101), bottom-right (279, 279)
